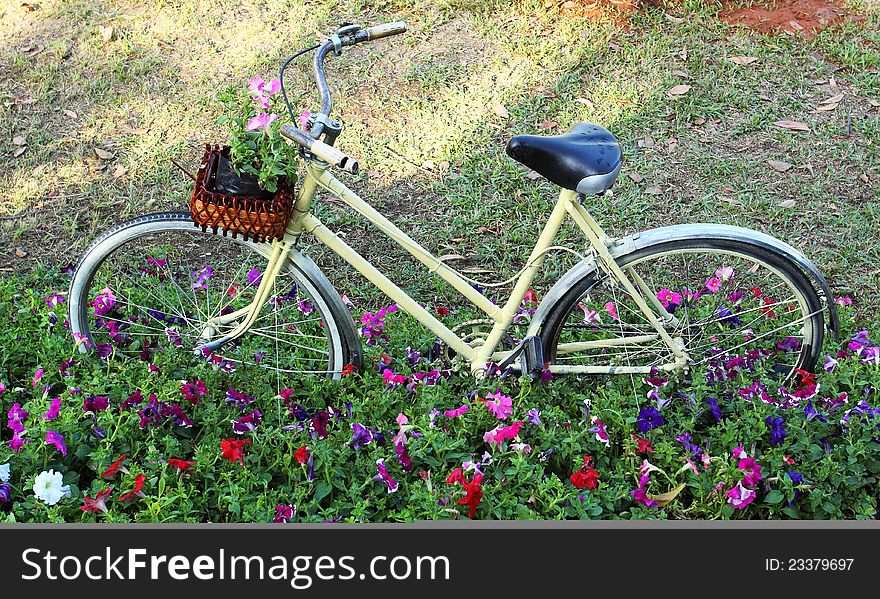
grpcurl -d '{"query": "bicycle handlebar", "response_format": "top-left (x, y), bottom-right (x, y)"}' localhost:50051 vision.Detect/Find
top-left (280, 21), bottom-right (408, 172)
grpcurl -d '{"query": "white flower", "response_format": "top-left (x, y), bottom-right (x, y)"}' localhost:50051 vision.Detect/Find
top-left (33, 469), bottom-right (71, 505)
top-left (0, 463), bottom-right (9, 483)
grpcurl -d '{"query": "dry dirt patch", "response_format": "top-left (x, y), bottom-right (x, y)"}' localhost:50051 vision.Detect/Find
top-left (718, 0), bottom-right (862, 37)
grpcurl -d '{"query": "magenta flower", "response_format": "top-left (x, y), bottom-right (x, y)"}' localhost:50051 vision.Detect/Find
top-left (588, 416), bottom-right (609, 446)
top-left (246, 112), bottom-right (279, 131)
top-left (444, 404), bottom-right (469, 418)
top-left (834, 296), bottom-right (852, 306)
top-left (83, 395), bottom-right (110, 413)
top-left (656, 288), bottom-right (682, 309)
top-left (93, 288), bottom-right (116, 316)
top-left (738, 457), bottom-right (762, 488)
top-left (32, 367), bottom-right (44, 387)
top-left (727, 481), bottom-right (756, 509)
top-left (705, 277), bottom-right (722, 293)
top-left (485, 389), bottom-right (513, 420)
top-left (46, 430), bottom-right (67, 456)
top-left (45, 292), bottom-right (64, 308)
top-left (273, 504), bottom-right (296, 523)
top-left (43, 398), bottom-right (61, 421)
top-left (631, 474), bottom-right (657, 508)
top-left (604, 301), bottom-right (618, 320)
top-left (373, 459), bottom-right (399, 493)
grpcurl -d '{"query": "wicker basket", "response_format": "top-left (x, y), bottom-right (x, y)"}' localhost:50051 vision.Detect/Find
top-left (189, 145), bottom-right (295, 243)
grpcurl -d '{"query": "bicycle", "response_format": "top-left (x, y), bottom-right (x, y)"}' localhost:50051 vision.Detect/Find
top-left (67, 21), bottom-right (839, 386)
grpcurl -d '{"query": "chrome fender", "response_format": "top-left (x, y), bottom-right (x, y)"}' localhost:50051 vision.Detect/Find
top-left (527, 223), bottom-right (839, 340)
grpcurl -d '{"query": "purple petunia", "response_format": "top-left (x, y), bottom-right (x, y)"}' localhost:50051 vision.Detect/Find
top-left (637, 406), bottom-right (665, 433)
top-left (766, 416), bottom-right (786, 446)
top-left (232, 409), bottom-right (263, 435)
top-left (350, 423), bottom-right (374, 450)
top-left (45, 430), bottom-right (67, 456)
top-left (373, 459), bottom-right (399, 493)
top-left (704, 397), bottom-right (723, 422)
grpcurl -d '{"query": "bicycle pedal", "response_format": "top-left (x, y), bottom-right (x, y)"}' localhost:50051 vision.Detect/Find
top-left (519, 336), bottom-right (545, 379)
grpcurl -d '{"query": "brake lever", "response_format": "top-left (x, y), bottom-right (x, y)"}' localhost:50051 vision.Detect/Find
top-left (330, 24), bottom-right (361, 55)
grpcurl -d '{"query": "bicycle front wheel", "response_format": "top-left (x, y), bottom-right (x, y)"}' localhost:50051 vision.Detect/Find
top-left (68, 212), bottom-right (362, 378)
top-left (539, 238), bottom-right (825, 382)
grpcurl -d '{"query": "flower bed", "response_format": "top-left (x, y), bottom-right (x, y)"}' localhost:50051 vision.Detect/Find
top-left (0, 270), bottom-right (878, 522)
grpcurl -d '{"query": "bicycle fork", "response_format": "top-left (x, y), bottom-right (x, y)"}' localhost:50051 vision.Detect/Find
top-left (194, 238), bottom-right (292, 353)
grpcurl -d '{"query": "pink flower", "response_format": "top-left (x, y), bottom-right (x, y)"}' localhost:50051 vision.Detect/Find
top-left (604, 301), bottom-right (618, 320)
top-left (32, 367), bottom-right (44, 387)
top-left (656, 288), bottom-right (682, 309)
top-left (485, 389), bottom-right (513, 420)
top-left (444, 404), bottom-right (469, 418)
top-left (248, 77), bottom-right (281, 108)
top-left (396, 413), bottom-right (408, 426)
top-left (834, 296), bottom-right (852, 306)
top-left (705, 277), bottom-right (722, 293)
top-left (299, 110), bottom-right (311, 130)
top-left (382, 369), bottom-right (407, 387)
top-left (727, 481), bottom-right (756, 509)
top-left (578, 302), bottom-right (601, 324)
top-left (483, 421), bottom-right (523, 446)
top-left (245, 112), bottom-right (279, 131)
top-left (715, 266), bottom-right (734, 282)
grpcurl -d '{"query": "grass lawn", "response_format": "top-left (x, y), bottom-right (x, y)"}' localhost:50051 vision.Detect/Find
top-left (0, 0), bottom-right (878, 521)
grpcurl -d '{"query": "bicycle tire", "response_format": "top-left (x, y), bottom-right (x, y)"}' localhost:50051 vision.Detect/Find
top-left (68, 211), bottom-right (363, 378)
top-left (538, 237), bottom-right (825, 380)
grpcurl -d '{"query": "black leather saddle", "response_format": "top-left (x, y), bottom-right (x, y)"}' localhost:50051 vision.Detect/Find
top-left (506, 123), bottom-right (622, 194)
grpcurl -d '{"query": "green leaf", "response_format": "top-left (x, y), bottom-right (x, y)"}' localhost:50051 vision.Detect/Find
top-left (765, 490), bottom-right (784, 504)
top-left (314, 481), bottom-right (332, 502)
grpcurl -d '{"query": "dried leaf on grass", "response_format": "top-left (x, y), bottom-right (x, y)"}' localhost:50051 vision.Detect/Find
top-left (767, 160), bottom-right (793, 172)
top-left (667, 84), bottom-right (691, 97)
top-left (727, 56), bottom-right (758, 65)
top-left (773, 120), bottom-right (810, 132)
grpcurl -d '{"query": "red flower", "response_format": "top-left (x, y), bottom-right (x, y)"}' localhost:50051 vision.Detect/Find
top-left (445, 468), bottom-right (465, 485)
top-left (81, 488), bottom-right (112, 514)
top-left (100, 454), bottom-right (129, 479)
top-left (458, 474), bottom-right (484, 519)
top-left (795, 369), bottom-right (816, 391)
top-left (569, 456), bottom-right (599, 490)
top-left (221, 438), bottom-right (252, 465)
top-left (631, 434), bottom-right (655, 454)
top-left (445, 468), bottom-right (484, 519)
top-left (117, 474), bottom-right (146, 502)
top-left (294, 445), bottom-right (309, 465)
top-left (523, 288), bottom-right (538, 305)
top-left (435, 306), bottom-right (450, 316)
top-left (341, 364), bottom-right (356, 377)
top-left (167, 458), bottom-right (196, 473)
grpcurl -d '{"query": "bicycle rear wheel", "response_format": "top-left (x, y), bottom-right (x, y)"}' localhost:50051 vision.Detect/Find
top-left (539, 238), bottom-right (825, 382)
top-left (68, 212), bottom-right (362, 378)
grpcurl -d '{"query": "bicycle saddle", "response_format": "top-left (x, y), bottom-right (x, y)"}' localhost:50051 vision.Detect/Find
top-left (506, 123), bottom-right (622, 195)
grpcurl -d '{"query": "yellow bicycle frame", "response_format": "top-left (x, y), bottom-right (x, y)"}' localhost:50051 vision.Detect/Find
top-left (244, 159), bottom-right (688, 376)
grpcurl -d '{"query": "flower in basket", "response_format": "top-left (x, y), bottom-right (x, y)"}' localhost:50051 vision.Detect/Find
top-left (216, 75), bottom-right (298, 194)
